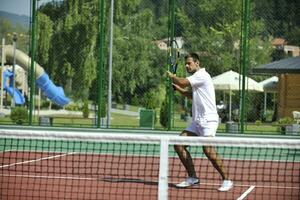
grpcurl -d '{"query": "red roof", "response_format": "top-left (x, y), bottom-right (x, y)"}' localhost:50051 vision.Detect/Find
top-left (271, 38), bottom-right (287, 46)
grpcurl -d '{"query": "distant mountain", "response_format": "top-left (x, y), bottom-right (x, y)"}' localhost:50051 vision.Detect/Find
top-left (0, 11), bottom-right (30, 29)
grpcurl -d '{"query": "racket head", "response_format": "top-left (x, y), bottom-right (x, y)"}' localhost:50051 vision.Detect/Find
top-left (168, 39), bottom-right (180, 74)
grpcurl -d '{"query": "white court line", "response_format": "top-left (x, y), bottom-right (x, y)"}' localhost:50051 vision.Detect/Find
top-left (0, 152), bottom-right (76, 169)
top-left (170, 180), bottom-right (300, 190)
top-left (0, 173), bottom-right (97, 181)
top-left (237, 185), bottom-right (255, 200)
top-left (0, 149), bottom-right (16, 153)
top-left (0, 174), bottom-right (299, 191)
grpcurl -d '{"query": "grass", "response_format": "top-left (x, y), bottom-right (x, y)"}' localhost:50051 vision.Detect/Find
top-left (0, 111), bottom-right (294, 135)
top-left (0, 104), bottom-right (298, 135)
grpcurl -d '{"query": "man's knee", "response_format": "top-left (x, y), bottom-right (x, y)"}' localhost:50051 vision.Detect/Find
top-left (180, 130), bottom-right (197, 137)
top-left (174, 144), bottom-right (185, 153)
top-left (202, 146), bottom-right (214, 155)
top-left (175, 130), bottom-right (196, 154)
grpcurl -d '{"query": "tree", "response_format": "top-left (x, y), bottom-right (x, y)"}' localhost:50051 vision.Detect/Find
top-left (159, 97), bottom-right (169, 129)
top-left (175, 0), bottom-right (274, 76)
top-left (39, 0), bottom-right (99, 101)
top-left (112, 3), bottom-right (166, 105)
top-left (37, 13), bottom-right (53, 67)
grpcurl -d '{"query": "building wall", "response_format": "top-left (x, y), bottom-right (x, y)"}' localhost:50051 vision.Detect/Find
top-left (278, 74), bottom-right (300, 118)
top-left (284, 45), bottom-right (300, 57)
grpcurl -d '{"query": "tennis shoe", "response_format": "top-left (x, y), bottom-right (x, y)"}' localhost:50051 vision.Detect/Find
top-left (176, 177), bottom-right (199, 188)
top-left (218, 180), bottom-right (233, 192)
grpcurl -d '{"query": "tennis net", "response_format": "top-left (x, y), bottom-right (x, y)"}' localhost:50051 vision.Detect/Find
top-left (0, 129), bottom-right (299, 200)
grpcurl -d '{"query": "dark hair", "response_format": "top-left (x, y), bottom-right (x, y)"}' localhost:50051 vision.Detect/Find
top-left (184, 52), bottom-right (200, 62)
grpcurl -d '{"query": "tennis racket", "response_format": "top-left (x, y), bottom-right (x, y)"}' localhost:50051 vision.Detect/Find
top-left (168, 39), bottom-right (180, 90)
top-left (168, 39), bottom-right (180, 74)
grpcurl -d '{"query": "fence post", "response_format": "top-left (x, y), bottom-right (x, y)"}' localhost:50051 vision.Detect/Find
top-left (167, 0), bottom-right (176, 130)
top-left (29, 0), bottom-right (37, 125)
top-left (97, 0), bottom-right (105, 128)
top-left (240, 0), bottom-right (251, 134)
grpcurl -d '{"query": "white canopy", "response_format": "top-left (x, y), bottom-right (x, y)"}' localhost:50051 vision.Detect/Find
top-left (212, 70), bottom-right (263, 121)
top-left (259, 76), bottom-right (278, 93)
top-left (259, 76), bottom-right (278, 117)
top-left (213, 70), bottom-right (263, 92)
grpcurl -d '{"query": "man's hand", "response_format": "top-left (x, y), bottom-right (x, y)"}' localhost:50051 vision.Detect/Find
top-left (166, 71), bottom-right (191, 97)
top-left (172, 83), bottom-right (181, 91)
top-left (171, 83), bottom-right (192, 99)
top-left (166, 71), bottom-right (175, 79)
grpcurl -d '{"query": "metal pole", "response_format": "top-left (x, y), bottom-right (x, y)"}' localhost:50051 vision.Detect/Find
top-left (1, 38), bottom-right (5, 110)
top-left (168, 0), bottom-right (176, 130)
top-left (107, 0), bottom-right (114, 128)
top-left (29, 0), bottom-right (37, 125)
top-left (263, 92), bottom-right (267, 117)
top-left (240, 0), bottom-right (250, 134)
top-left (97, 0), bottom-right (105, 128)
top-left (12, 32), bottom-right (17, 108)
top-left (229, 90), bottom-right (232, 121)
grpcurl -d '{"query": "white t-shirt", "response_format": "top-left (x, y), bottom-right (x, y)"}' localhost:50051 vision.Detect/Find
top-left (187, 68), bottom-right (219, 124)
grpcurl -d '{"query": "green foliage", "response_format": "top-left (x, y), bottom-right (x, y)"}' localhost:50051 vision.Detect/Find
top-left (37, 13), bottom-right (53, 66)
top-left (276, 117), bottom-right (296, 134)
top-left (0, 17), bottom-right (29, 52)
top-left (31, 0), bottom-right (300, 130)
top-left (246, 93), bottom-right (264, 122)
top-left (255, 120), bottom-right (262, 125)
top-left (0, 18), bottom-right (13, 38)
top-left (112, 8), bottom-right (166, 104)
top-left (99, 102), bottom-right (107, 118)
top-left (65, 102), bottom-right (80, 111)
top-left (142, 85), bottom-right (166, 109)
top-left (159, 98), bottom-right (169, 129)
top-left (287, 27), bottom-right (300, 47)
top-left (277, 117), bottom-right (295, 126)
top-left (253, 0), bottom-right (300, 40)
top-left (40, 100), bottom-right (51, 109)
top-left (39, 0), bottom-right (98, 101)
top-left (10, 107), bottom-right (28, 125)
top-left (82, 101), bottom-right (90, 118)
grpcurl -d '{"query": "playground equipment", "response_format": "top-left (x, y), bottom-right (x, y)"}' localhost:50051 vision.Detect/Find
top-left (2, 69), bottom-right (25, 105)
top-left (1, 45), bottom-right (70, 106)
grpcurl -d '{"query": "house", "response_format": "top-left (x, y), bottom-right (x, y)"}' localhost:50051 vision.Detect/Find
top-left (155, 37), bottom-right (185, 51)
top-left (253, 56), bottom-right (300, 119)
top-left (272, 38), bottom-right (300, 56)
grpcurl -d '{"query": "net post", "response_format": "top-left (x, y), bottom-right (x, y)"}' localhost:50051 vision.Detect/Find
top-left (158, 138), bottom-right (169, 200)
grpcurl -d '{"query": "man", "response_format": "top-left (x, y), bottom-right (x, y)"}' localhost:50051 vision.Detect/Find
top-left (166, 53), bottom-right (233, 191)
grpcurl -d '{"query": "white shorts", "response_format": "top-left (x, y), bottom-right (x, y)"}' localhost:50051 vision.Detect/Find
top-left (185, 120), bottom-right (219, 137)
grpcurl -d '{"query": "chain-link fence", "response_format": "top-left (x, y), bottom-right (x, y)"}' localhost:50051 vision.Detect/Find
top-left (249, 0), bottom-right (300, 134)
top-left (0, 0), bottom-right (299, 134)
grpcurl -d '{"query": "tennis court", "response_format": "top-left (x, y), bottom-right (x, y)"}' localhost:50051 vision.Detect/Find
top-left (0, 128), bottom-right (299, 200)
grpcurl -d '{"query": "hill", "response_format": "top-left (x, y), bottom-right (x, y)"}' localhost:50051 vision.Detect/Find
top-left (0, 11), bottom-right (30, 29)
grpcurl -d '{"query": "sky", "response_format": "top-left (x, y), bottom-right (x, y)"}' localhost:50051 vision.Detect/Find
top-left (0, 0), bottom-right (59, 16)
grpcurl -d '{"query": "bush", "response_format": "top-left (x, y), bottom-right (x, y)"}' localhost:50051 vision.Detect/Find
top-left (82, 101), bottom-right (90, 118)
top-left (40, 100), bottom-right (50, 109)
top-left (10, 107), bottom-right (28, 125)
top-left (277, 117), bottom-right (295, 126)
top-left (276, 117), bottom-right (295, 134)
top-left (65, 102), bottom-right (80, 111)
top-left (99, 102), bottom-right (107, 118)
top-left (143, 86), bottom-right (166, 110)
top-left (159, 98), bottom-right (169, 129)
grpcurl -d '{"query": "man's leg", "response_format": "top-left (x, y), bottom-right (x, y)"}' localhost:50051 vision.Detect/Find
top-left (202, 146), bottom-right (228, 180)
top-left (174, 130), bottom-right (197, 178)
top-left (203, 146), bottom-right (233, 191)
top-left (174, 130), bottom-right (200, 187)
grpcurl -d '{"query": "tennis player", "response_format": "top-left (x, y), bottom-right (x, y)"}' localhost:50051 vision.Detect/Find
top-left (166, 52), bottom-right (233, 191)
